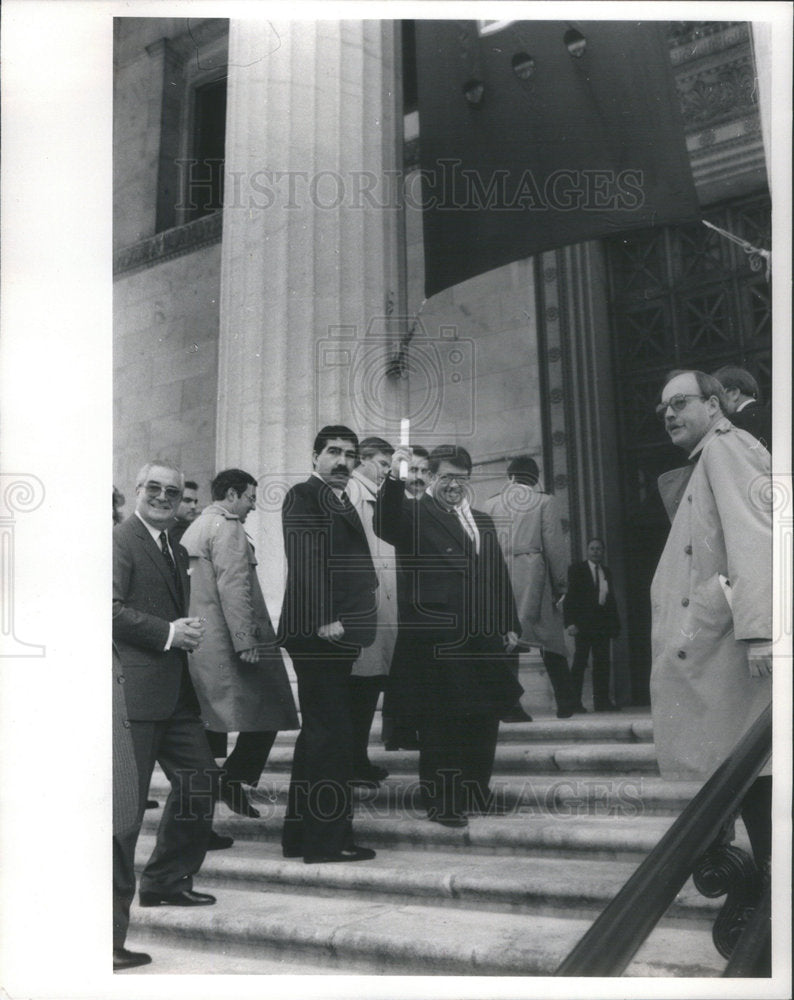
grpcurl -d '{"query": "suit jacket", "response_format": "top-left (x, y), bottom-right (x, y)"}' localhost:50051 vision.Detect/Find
top-left (278, 475), bottom-right (378, 657)
top-left (113, 513), bottom-right (193, 720)
top-left (564, 560), bottom-right (620, 638)
top-left (112, 644), bottom-right (139, 836)
top-left (374, 474), bottom-right (521, 719)
top-left (729, 399), bottom-right (772, 452)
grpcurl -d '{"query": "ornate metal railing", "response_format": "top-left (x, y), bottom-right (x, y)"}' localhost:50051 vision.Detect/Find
top-left (555, 702), bottom-right (772, 977)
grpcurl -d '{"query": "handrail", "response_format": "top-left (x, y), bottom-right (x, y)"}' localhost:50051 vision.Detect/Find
top-left (555, 702), bottom-right (772, 977)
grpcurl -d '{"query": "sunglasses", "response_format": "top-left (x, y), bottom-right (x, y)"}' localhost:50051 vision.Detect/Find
top-left (655, 393), bottom-right (705, 420)
top-left (141, 482), bottom-right (182, 501)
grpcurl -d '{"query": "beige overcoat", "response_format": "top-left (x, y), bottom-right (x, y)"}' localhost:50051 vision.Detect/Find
top-left (482, 484), bottom-right (568, 657)
top-left (650, 418), bottom-right (772, 780)
top-left (347, 469), bottom-right (398, 677)
top-left (182, 504), bottom-right (298, 732)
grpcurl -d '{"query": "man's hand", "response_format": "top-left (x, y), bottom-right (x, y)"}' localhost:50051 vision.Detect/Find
top-left (172, 617), bottom-right (205, 651)
top-left (504, 630), bottom-right (520, 653)
top-left (239, 647), bottom-right (261, 663)
top-left (390, 446), bottom-right (412, 480)
top-left (317, 620), bottom-right (345, 640)
top-left (746, 641), bottom-right (773, 678)
top-left (566, 624), bottom-right (578, 637)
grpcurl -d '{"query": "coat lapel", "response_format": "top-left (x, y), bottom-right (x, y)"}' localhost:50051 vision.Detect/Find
top-left (130, 515), bottom-right (184, 611)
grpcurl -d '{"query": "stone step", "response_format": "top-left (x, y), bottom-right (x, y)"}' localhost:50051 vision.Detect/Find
top-left (149, 768), bottom-right (697, 816)
top-left (262, 741), bottom-right (661, 775)
top-left (268, 713), bottom-right (655, 746)
top-left (135, 833), bottom-right (720, 926)
top-left (142, 802), bottom-right (688, 862)
top-left (127, 882), bottom-right (726, 976)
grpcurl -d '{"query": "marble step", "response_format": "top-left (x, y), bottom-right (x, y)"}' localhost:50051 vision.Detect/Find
top-left (127, 882), bottom-right (726, 977)
top-left (135, 833), bottom-right (721, 926)
top-left (148, 768), bottom-right (697, 816)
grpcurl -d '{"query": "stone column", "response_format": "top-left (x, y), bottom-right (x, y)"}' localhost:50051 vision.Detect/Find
top-left (215, 20), bottom-right (402, 609)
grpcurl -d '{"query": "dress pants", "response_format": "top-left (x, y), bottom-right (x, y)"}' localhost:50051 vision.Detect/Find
top-left (418, 713), bottom-right (500, 819)
top-left (112, 676), bottom-right (221, 948)
top-left (349, 675), bottom-right (383, 773)
top-left (207, 729), bottom-right (278, 786)
top-left (571, 633), bottom-right (612, 707)
top-left (543, 650), bottom-right (579, 713)
top-left (282, 655), bottom-right (357, 860)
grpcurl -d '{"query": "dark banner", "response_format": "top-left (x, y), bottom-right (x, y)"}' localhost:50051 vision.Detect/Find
top-left (415, 21), bottom-right (700, 298)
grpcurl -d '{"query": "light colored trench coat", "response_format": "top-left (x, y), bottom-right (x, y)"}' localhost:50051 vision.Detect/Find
top-left (482, 484), bottom-right (568, 657)
top-left (650, 418), bottom-right (772, 780)
top-left (182, 504), bottom-right (298, 732)
top-left (347, 469), bottom-right (398, 677)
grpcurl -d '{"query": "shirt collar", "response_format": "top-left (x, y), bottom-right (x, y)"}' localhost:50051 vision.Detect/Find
top-left (311, 470), bottom-right (344, 499)
top-left (135, 509), bottom-right (172, 545)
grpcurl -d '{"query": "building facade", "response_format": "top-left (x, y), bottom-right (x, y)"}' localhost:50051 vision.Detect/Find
top-left (114, 18), bottom-right (770, 704)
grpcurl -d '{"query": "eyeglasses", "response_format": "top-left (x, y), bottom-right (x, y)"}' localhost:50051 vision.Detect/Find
top-left (655, 394), bottom-right (705, 419)
top-left (436, 473), bottom-right (470, 485)
top-left (141, 482), bottom-right (182, 501)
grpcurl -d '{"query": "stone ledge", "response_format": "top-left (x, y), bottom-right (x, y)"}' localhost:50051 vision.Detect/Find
top-left (113, 212), bottom-right (223, 277)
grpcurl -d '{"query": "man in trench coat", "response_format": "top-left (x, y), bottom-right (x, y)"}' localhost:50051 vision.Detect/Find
top-left (651, 369), bottom-right (772, 869)
top-left (483, 455), bottom-right (579, 719)
top-left (182, 468), bottom-right (298, 819)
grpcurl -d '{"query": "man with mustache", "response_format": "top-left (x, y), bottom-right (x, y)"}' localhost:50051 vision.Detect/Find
top-left (651, 370), bottom-right (772, 872)
top-left (278, 426), bottom-right (379, 863)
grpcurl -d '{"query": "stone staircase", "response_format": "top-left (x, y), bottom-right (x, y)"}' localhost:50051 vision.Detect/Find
top-left (125, 666), bottom-right (737, 977)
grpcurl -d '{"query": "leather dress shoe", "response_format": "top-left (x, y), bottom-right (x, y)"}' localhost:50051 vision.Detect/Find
top-left (304, 845), bottom-right (377, 864)
top-left (113, 947), bottom-right (152, 971)
top-left (428, 814), bottom-right (469, 829)
top-left (500, 705), bottom-right (533, 723)
top-left (556, 708), bottom-right (574, 719)
top-left (221, 778), bottom-right (260, 818)
top-left (139, 888), bottom-right (216, 907)
top-left (208, 830), bottom-right (234, 850)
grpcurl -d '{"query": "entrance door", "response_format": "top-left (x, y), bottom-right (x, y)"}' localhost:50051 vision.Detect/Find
top-left (605, 193), bottom-right (771, 704)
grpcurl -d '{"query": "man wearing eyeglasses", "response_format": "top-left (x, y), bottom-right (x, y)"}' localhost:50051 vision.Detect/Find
top-left (375, 444), bottom-right (522, 827)
top-left (113, 461), bottom-right (221, 969)
top-left (650, 370), bottom-right (772, 871)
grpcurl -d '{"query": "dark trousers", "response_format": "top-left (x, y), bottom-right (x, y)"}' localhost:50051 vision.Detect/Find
top-left (349, 675), bottom-right (383, 772)
top-left (282, 655), bottom-right (357, 860)
top-left (571, 633), bottom-right (612, 707)
top-left (418, 713), bottom-right (500, 819)
top-left (543, 650), bottom-right (579, 713)
top-left (206, 729), bottom-right (278, 786)
top-left (740, 775), bottom-right (772, 870)
top-left (112, 687), bottom-right (221, 948)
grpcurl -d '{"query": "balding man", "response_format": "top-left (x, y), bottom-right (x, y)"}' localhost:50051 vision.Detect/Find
top-left (651, 370), bottom-right (772, 870)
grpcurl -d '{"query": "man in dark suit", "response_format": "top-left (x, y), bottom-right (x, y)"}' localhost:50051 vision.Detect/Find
top-left (375, 444), bottom-right (522, 828)
top-left (712, 365), bottom-right (772, 452)
top-left (564, 538), bottom-right (621, 712)
top-left (113, 461), bottom-right (221, 965)
top-left (278, 426), bottom-right (379, 863)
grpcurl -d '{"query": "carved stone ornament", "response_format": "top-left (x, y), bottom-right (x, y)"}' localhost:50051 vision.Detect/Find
top-left (693, 842), bottom-right (762, 959)
top-left (113, 211), bottom-right (223, 276)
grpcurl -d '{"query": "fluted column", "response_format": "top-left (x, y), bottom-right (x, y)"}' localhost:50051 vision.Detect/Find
top-left (216, 20), bottom-right (401, 608)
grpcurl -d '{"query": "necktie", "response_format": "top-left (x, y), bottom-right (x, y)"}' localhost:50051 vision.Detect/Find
top-left (159, 531), bottom-right (177, 582)
top-left (595, 565), bottom-right (607, 606)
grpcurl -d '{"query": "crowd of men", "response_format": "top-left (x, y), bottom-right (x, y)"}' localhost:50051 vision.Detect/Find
top-left (112, 365), bottom-right (773, 971)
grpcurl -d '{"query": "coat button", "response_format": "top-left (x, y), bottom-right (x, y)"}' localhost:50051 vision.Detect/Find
top-left (117, 674), bottom-right (126, 683)
top-left (677, 650), bottom-right (687, 659)
top-left (687, 495), bottom-right (692, 502)
top-left (123, 719), bottom-right (131, 728)
top-left (684, 545), bottom-right (693, 555)
top-left (681, 598), bottom-right (689, 607)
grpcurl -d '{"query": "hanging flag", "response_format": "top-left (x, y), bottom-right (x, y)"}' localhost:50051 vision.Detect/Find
top-left (415, 20), bottom-right (700, 298)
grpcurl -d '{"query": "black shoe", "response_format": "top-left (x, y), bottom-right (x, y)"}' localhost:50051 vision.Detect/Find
top-left (572, 704), bottom-right (589, 714)
top-left (207, 830), bottom-right (234, 851)
top-left (221, 778), bottom-right (260, 818)
top-left (500, 705), bottom-right (533, 723)
top-left (350, 763), bottom-right (389, 784)
top-left (113, 947), bottom-right (152, 971)
top-left (556, 708), bottom-right (574, 719)
top-left (304, 846), bottom-right (377, 864)
top-left (145, 799), bottom-right (159, 809)
top-left (282, 846), bottom-right (303, 859)
top-left (139, 888), bottom-right (216, 907)
top-left (428, 814), bottom-right (469, 829)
